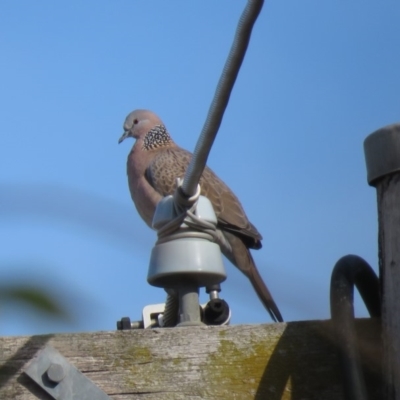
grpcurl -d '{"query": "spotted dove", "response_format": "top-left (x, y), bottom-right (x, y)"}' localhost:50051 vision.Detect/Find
top-left (118, 109), bottom-right (283, 322)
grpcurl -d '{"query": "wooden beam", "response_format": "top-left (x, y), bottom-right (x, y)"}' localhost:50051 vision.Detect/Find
top-left (0, 320), bottom-right (381, 399)
top-left (364, 124), bottom-right (400, 399)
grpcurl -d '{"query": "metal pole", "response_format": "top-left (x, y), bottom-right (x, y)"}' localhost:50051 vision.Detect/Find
top-left (181, 0), bottom-right (264, 197)
top-left (364, 124), bottom-right (400, 399)
top-left (176, 285), bottom-right (203, 327)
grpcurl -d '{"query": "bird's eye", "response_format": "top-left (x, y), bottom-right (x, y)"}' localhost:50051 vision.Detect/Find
top-left (134, 119), bottom-right (138, 124)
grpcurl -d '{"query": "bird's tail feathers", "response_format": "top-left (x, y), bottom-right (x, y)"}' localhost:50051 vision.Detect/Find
top-left (221, 231), bottom-right (283, 322)
top-left (246, 254), bottom-right (284, 323)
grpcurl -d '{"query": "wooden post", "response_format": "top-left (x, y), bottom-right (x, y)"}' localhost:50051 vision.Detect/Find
top-left (364, 124), bottom-right (400, 399)
top-left (0, 320), bottom-right (382, 399)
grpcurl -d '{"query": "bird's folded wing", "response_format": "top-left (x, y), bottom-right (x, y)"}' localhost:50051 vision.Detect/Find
top-left (145, 147), bottom-right (262, 249)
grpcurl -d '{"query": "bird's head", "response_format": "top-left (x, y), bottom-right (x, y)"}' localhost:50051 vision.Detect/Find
top-left (118, 109), bottom-right (174, 151)
top-left (118, 109), bottom-right (164, 144)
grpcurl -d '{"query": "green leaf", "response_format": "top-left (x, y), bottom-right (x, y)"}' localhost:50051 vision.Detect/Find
top-left (0, 286), bottom-right (68, 319)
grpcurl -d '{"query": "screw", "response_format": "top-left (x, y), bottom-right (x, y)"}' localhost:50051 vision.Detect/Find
top-left (46, 363), bottom-right (65, 383)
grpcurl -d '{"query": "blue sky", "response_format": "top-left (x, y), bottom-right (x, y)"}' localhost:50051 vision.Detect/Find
top-left (1, 1), bottom-right (399, 335)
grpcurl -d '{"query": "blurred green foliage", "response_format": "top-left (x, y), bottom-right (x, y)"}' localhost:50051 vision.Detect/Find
top-left (0, 286), bottom-right (68, 319)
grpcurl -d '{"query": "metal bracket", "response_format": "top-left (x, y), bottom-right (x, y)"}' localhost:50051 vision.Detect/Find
top-left (24, 345), bottom-right (111, 400)
top-left (142, 303), bottom-right (165, 328)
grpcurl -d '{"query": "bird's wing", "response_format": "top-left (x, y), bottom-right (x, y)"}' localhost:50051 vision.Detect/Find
top-left (145, 147), bottom-right (262, 249)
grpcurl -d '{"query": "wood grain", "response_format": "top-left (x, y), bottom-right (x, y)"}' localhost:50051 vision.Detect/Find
top-left (377, 174), bottom-right (400, 398)
top-left (0, 320), bottom-right (381, 399)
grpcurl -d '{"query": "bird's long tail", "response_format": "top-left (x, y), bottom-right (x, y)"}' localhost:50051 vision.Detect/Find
top-left (246, 254), bottom-right (283, 322)
top-left (221, 231), bottom-right (283, 322)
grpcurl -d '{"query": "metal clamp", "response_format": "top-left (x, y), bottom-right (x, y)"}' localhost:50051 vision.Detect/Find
top-left (117, 289), bottom-right (231, 330)
top-left (24, 345), bottom-right (111, 400)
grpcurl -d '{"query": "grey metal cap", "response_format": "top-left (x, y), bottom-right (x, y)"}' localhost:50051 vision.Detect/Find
top-left (148, 239), bottom-right (226, 287)
top-left (364, 124), bottom-right (400, 186)
top-left (148, 195), bottom-right (226, 288)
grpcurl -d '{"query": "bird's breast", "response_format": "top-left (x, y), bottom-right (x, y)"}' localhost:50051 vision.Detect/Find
top-left (126, 148), bottom-right (162, 227)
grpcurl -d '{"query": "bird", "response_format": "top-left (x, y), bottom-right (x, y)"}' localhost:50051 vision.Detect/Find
top-left (118, 109), bottom-right (283, 322)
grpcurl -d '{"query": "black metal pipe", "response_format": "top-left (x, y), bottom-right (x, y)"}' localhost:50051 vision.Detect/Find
top-left (330, 254), bottom-right (381, 400)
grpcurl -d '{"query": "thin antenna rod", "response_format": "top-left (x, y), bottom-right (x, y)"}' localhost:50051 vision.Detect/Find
top-left (181, 0), bottom-right (264, 197)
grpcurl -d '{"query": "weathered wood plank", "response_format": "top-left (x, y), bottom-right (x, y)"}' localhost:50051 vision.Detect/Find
top-left (377, 174), bottom-right (400, 399)
top-left (364, 124), bottom-right (400, 399)
top-left (0, 320), bottom-right (381, 399)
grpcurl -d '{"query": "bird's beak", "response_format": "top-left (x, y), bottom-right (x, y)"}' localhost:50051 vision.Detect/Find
top-left (118, 130), bottom-right (130, 144)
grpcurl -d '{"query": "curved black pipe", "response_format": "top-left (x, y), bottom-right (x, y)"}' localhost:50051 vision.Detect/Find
top-left (330, 254), bottom-right (381, 400)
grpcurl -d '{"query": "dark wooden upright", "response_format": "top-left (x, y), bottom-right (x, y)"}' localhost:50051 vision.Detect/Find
top-left (364, 124), bottom-right (400, 399)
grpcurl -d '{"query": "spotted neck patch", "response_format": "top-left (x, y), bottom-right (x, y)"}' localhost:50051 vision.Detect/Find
top-left (142, 125), bottom-right (173, 151)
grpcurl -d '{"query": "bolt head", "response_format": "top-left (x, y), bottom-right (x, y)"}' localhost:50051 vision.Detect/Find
top-left (46, 363), bottom-right (65, 383)
top-left (117, 317), bottom-right (132, 330)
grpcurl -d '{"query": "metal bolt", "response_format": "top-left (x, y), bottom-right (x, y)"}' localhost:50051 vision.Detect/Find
top-left (46, 363), bottom-right (65, 383)
top-left (116, 317), bottom-right (132, 330)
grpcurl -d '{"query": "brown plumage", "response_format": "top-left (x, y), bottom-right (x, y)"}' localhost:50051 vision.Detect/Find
top-left (118, 109), bottom-right (283, 322)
